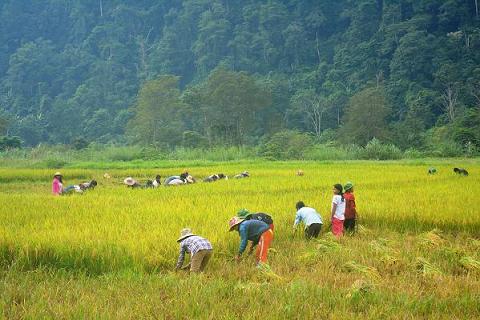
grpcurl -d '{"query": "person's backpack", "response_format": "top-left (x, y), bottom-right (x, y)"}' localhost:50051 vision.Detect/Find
top-left (246, 213), bottom-right (273, 225)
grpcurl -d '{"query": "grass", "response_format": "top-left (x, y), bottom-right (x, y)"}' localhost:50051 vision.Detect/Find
top-left (0, 160), bottom-right (479, 319)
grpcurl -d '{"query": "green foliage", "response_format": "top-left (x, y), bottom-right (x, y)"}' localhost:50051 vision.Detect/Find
top-left (357, 138), bottom-right (403, 160)
top-left (0, 0), bottom-right (479, 153)
top-left (339, 87), bottom-right (392, 146)
top-left (182, 131), bottom-right (208, 148)
top-left (260, 130), bottom-right (313, 160)
top-left (0, 136), bottom-right (22, 151)
top-left (71, 137), bottom-right (89, 150)
top-left (127, 76), bottom-right (186, 147)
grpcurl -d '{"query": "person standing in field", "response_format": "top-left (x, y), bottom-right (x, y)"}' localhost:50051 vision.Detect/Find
top-left (331, 184), bottom-right (346, 237)
top-left (175, 228), bottom-right (213, 273)
top-left (293, 201), bottom-right (323, 240)
top-left (236, 209), bottom-right (274, 231)
top-left (52, 172), bottom-right (63, 195)
top-left (343, 182), bottom-right (357, 234)
top-left (229, 216), bottom-right (273, 266)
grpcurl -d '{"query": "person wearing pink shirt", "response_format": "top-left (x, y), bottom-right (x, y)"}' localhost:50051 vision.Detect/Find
top-left (52, 172), bottom-right (63, 195)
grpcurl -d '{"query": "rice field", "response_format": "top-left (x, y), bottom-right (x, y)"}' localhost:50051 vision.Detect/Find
top-left (0, 160), bottom-right (479, 319)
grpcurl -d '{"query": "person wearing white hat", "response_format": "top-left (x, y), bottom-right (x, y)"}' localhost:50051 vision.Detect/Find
top-left (123, 177), bottom-right (140, 188)
top-left (175, 228), bottom-right (213, 273)
top-left (52, 172), bottom-right (63, 195)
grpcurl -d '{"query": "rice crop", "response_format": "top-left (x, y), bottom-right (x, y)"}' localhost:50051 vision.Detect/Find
top-left (0, 160), bottom-right (479, 319)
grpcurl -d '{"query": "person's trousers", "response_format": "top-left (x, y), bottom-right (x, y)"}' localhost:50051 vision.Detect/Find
top-left (190, 249), bottom-right (213, 272)
top-left (256, 229), bottom-right (274, 264)
top-left (332, 217), bottom-right (344, 237)
top-left (344, 218), bottom-right (356, 233)
top-left (305, 223), bottom-right (322, 240)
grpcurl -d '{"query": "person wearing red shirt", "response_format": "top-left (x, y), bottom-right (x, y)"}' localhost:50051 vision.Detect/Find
top-left (343, 182), bottom-right (357, 234)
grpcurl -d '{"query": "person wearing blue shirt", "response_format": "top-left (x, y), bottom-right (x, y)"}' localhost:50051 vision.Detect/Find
top-left (229, 216), bottom-right (273, 265)
top-left (293, 201), bottom-right (323, 240)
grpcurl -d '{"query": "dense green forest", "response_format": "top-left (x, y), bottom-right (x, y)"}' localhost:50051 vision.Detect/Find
top-left (0, 0), bottom-right (479, 155)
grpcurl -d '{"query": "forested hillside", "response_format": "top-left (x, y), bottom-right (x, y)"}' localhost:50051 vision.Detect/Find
top-left (0, 0), bottom-right (479, 152)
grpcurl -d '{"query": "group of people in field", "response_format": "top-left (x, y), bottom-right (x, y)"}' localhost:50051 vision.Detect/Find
top-left (175, 182), bottom-right (358, 273)
top-left (51, 170), bottom-right (250, 195)
top-left (124, 170), bottom-right (249, 187)
top-left (51, 172), bottom-right (97, 195)
top-left (51, 171), bottom-right (357, 273)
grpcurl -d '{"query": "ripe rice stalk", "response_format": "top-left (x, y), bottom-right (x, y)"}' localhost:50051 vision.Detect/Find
top-left (459, 256), bottom-right (480, 272)
top-left (346, 279), bottom-right (374, 298)
top-left (420, 229), bottom-right (445, 247)
top-left (357, 225), bottom-right (372, 235)
top-left (343, 261), bottom-right (381, 282)
top-left (316, 239), bottom-right (342, 253)
top-left (369, 240), bottom-right (393, 254)
top-left (379, 254), bottom-right (399, 266)
top-left (416, 257), bottom-right (443, 276)
top-left (257, 263), bottom-right (285, 282)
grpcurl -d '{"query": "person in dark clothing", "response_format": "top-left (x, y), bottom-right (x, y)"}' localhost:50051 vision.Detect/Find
top-left (343, 182), bottom-right (357, 234)
top-left (453, 168), bottom-right (469, 176)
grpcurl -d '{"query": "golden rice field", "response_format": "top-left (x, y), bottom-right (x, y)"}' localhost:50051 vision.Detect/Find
top-left (0, 160), bottom-right (479, 319)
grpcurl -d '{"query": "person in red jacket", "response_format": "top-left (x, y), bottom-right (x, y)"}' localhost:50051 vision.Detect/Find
top-left (343, 182), bottom-right (357, 234)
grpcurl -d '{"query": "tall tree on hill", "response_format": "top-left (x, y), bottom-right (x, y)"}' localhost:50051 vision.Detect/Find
top-left (127, 75), bottom-right (186, 147)
top-left (339, 86), bottom-right (392, 146)
top-left (197, 68), bottom-right (271, 145)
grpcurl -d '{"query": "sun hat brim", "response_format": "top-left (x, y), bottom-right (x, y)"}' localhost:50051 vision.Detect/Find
top-left (123, 178), bottom-right (136, 186)
top-left (229, 218), bottom-right (244, 231)
top-left (177, 233), bottom-right (195, 242)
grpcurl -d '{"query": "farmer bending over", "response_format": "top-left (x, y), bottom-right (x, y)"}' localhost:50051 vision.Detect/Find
top-left (229, 216), bottom-right (273, 266)
top-left (175, 228), bottom-right (213, 273)
top-left (236, 208), bottom-right (274, 231)
top-left (293, 201), bottom-right (323, 240)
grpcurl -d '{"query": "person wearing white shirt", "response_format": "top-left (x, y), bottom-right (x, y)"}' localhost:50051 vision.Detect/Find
top-left (293, 201), bottom-right (323, 240)
top-left (331, 184), bottom-right (346, 237)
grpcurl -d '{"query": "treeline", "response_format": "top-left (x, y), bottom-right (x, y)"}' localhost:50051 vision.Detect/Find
top-left (0, 0), bottom-right (479, 154)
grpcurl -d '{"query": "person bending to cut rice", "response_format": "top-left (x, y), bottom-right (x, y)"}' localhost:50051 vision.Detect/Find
top-left (229, 216), bottom-right (273, 266)
top-left (236, 208), bottom-right (274, 231)
top-left (175, 228), bottom-right (213, 273)
top-left (293, 201), bottom-right (323, 240)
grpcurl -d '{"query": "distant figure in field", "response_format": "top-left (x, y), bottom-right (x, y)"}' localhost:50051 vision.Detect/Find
top-left (165, 171), bottom-right (195, 186)
top-left (428, 167), bottom-right (437, 175)
top-left (293, 201), bottom-right (323, 240)
top-left (175, 228), bottom-right (213, 273)
top-left (124, 177), bottom-right (141, 188)
top-left (103, 173), bottom-right (111, 179)
top-left (297, 170), bottom-right (304, 176)
top-left (203, 173), bottom-right (227, 182)
top-left (234, 171), bottom-right (249, 179)
top-left (236, 208), bottom-right (274, 231)
top-left (164, 175), bottom-right (195, 186)
top-left (52, 172), bottom-right (63, 196)
top-left (453, 167), bottom-right (469, 176)
top-left (229, 215), bottom-right (273, 266)
top-left (331, 184), bottom-right (346, 237)
top-left (152, 175), bottom-right (161, 188)
top-left (343, 182), bottom-right (357, 234)
top-left (63, 179), bottom-right (98, 194)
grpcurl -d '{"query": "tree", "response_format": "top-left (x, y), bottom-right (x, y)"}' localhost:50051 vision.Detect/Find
top-left (197, 68), bottom-right (271, 145)
top-left (127, 75), bottom-right (186, 147)
top-left (290, 89), bottom-right (329, 139)
top-left (339, 86), bottom-right (391, 146)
